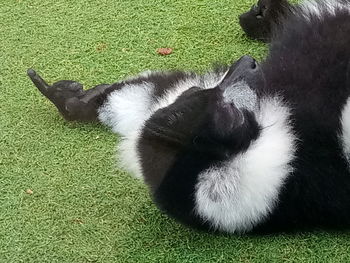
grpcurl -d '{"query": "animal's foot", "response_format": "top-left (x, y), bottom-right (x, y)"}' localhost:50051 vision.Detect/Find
top-left (27, 69), bottom-right (100, 121)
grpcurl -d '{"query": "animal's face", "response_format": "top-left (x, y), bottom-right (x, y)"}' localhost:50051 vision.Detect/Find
top-left (139, 56), bottom-right (264, 189)
top-left (239, 0), bottom-right (290, 41)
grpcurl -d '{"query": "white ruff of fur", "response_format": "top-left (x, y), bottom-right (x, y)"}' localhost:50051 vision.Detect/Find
top-left (194, 97), bottom-right (297, 233)
top-left (340, 97), bottom-right (350, 161)
top-left (300, 0), bottom-right (350, 18)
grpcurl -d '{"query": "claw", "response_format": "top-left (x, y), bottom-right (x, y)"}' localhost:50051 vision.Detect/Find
top-left (27, 68), bottom-right (51, 96)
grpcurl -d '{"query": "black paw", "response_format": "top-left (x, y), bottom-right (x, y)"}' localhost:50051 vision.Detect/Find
top-left (27, 69), bottom-right (97, 121)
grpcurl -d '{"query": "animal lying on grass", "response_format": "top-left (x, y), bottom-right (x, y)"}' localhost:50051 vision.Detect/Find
top-left (28, 0), bottom-right (350, 234)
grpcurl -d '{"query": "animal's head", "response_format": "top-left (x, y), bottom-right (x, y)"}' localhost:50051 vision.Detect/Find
top-left (139, 56), bottom-right (265, 191)
top-left (239, 0), bottom-right (292, 41)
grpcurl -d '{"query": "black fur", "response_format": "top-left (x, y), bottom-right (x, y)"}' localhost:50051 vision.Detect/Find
top-left (254, 4), bottom-right (350, 232)
top-left (239, 0), bottom-right (293, 41)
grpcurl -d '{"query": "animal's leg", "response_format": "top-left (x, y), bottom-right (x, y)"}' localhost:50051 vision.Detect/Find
top-left (27, 69), bottom-right (156, 136)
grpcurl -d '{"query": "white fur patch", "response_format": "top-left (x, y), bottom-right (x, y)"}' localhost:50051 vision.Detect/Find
top-left (340, 97), bottom-right (350, 160)
top-left (98, 82), bottom-right (154, 136)
top-left (201, 69), bottom-right (229, 89)
top-left (300, 0), bottom-right (350, 18)
top-left (124, 70), bottom-right (157, 81)
top-left (117, 130), bottom-right (144, 178)
top-left (98, 82), bottom-right (155, 179)
top-left (195, 97), bottom-right (297, 233)
top-left (223, 80), bottom-right (258, 111)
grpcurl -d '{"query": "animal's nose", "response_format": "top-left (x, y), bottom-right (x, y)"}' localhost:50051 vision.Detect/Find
top-left (238, 55), bottom-right (259, 71)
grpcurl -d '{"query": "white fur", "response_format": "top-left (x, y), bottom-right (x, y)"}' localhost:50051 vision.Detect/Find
top-left (117, 130), bottom-right (144, 178)
top-left (223, 80), bottom-right (258, 111)
top-left (340, 97), bottom-right (350, 160)
top-left (98, 82), bottom-right (154, 136)
top-left (195, 97), bottom-right (297, 233)
top-left (300, 0), bottom-right (350, 18)
top-left (98, 82), bottom-right (155, 179)
top-left (124, 70), bottom-right (157, 81)
top-left (202, 70), bottom-right (229, 89)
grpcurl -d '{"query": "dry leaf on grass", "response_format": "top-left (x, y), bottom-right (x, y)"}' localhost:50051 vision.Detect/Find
top-left (73, 218), bottom-right (84, 224)
top-left (156, 48), bottom-right (173, 56)
top-left (96, 42), bottom-right (107, 52)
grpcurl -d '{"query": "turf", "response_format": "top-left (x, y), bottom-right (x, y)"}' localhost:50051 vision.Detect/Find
top-left (1, 0), bottom-right (350, 262)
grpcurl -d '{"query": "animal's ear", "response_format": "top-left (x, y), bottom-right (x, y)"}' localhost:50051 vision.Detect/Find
top-left (253, 0), bottom-right (290, 19)
top-left (259, 0), bottom-right (280, 8)
top-left (257, 0), bottom-right (273, 17)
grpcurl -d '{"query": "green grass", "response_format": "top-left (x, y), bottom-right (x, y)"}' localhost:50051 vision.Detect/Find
top-left (1, 0), bottom-right (350, 262)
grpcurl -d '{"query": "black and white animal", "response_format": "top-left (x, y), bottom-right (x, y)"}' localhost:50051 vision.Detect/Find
top-left (28, 0), bottom-right (350, 234)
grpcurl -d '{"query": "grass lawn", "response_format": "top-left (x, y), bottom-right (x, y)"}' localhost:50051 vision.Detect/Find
top-left (1, 0), bottom-right (350, 262)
